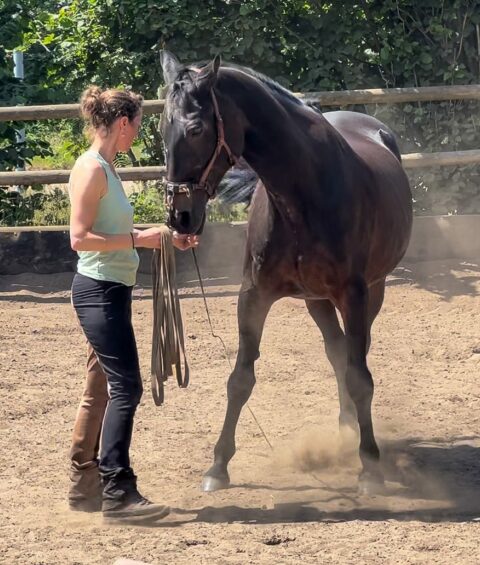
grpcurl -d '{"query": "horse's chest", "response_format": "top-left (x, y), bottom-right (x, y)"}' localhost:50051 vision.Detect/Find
top-left (296, 252), bottom-right (344, 297)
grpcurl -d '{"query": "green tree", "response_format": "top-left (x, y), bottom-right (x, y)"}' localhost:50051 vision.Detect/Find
top-left (5, 0), bottom-right (480, 215)
top-left (0, 1), bottom-right (52, 171)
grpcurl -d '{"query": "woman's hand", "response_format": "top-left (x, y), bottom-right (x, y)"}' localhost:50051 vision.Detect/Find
top-left (133, 227), bottom-right (199, 250)
top-left (172, 231), bottom-right (200, 251)
top-left (133, 227), bottom-right (166, 249)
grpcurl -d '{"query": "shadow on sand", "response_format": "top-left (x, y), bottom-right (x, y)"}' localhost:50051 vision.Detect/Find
top-left (1, 260), bottom-right (479, 304)
top-left (0, 270), bottom-right (242, 303)
top-left (145, 436), bottom-right (480, 527)
top-left (388, 260), bottom-right (480, 300)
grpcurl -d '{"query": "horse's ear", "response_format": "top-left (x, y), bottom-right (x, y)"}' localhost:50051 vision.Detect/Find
top-left (194, 54), bottom-right (221, 91)
top-left (160, 50), bottom-right (181, 85)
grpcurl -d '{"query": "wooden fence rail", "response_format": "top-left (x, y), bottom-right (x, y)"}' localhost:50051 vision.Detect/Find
top-left (1, 150), bottom-right (480, 186)
top-left (1, 83), bottom-right (480, 185)
top-left (1, 84), bottom-right (480, 122)
top-left (0, 149), bottom-right (480, 186)
top-left (0, 166), bottom-right (166, 185)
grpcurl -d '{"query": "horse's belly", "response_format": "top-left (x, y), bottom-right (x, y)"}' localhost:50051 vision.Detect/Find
top-left (288, 286), bottom-right (332, 300)
top-left (250, 249), bottom-right (336, 299)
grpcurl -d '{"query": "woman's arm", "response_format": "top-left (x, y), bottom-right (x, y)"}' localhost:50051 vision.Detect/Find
top-left (69, 158), bottom-right (200, 252)
top-left (69, 159), bottom-right (171, 251)
top-left (69, 159), bottom-right (135, 252)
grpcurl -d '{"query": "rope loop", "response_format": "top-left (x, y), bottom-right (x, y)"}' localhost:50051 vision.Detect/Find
top-left (151, 227), bottom-right (189, 406)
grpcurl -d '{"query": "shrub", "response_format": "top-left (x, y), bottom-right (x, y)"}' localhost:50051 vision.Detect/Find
top-left (0, 181), bottom-right (248, 227)
top-left (128, 184), bottom-right (166, 224)
top-left (32, 187), bottom-right (70, 225)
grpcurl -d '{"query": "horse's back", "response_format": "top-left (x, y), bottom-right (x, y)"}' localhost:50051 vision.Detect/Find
top-left (323, 110), bottom-right (401, 160)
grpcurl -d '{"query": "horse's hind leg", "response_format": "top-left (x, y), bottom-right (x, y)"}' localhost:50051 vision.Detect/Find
top-left (202, 286), bottom-right (273, 492)
top-left (367, 278), bottom-right (386, 352)
top-left (340, 277), bottom-right (385, 495)
top-left (305, 299), bottom-right (357, 439)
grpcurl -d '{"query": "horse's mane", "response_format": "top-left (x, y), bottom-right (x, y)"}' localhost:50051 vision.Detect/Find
top-left (184, 61), bottom-right (306, 108)
top-left (222, 63), bottom-right (305, 107)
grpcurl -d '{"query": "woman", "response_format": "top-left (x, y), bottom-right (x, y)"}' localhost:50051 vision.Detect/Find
top-left (68, 86), bottom-right (198, 523)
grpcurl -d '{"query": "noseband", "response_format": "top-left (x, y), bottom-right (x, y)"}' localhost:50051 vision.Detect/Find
top-left (164, 89), bottom-right (238, 202)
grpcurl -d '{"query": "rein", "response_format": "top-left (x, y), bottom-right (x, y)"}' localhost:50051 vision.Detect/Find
top-left (164, 89), bottom-right (238, 202)
top-left (150, 227), bottom-right (189, 406)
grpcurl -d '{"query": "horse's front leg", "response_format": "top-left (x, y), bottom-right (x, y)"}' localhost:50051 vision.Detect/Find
top-left (202, 286), bottom-right (273, 492)
top-left (340, 277), bottom-right (384, 495)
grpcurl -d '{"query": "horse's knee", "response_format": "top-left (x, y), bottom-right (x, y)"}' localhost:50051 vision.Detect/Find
top-left (237, 334), bottom-right (261, 364)
top-left (345, 365), bottom-right (374, 407)
top-left (227, 369), bottom-right (255, 402)
top-left (325, 336), bottom-right (346, 372)
top-left (344, 276), bottom-right (368, 304)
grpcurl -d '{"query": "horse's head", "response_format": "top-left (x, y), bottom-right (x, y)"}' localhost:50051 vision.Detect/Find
top-left (159, 50), bottom-right (243, 234)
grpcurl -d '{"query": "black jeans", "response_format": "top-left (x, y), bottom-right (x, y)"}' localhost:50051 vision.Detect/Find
top-left (71, 273), bottom-right (143, 481)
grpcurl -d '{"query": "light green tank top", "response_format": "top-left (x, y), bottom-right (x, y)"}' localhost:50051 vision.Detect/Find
top-left (70, 150), bottom-right (139, 287)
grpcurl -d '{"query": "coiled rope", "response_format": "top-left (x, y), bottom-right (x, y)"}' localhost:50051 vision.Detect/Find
top-left (150, 227), bottom-right (189, 406)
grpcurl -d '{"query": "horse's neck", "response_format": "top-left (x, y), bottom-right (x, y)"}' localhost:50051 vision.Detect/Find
top-left (222, 74), bottom-right (344, 205)
top-left (243, 108), bottom-right (303, 188)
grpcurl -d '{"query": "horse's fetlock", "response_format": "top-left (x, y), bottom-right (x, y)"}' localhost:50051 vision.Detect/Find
top-left (213, 445), bottom-right (235, 465)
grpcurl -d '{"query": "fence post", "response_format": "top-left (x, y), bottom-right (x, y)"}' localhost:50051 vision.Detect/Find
top-left (13, 50), bottom-right (25, 193)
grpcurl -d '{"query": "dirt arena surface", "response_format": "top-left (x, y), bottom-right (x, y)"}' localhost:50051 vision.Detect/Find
top-left (1, 258), bottom-right (479, 564)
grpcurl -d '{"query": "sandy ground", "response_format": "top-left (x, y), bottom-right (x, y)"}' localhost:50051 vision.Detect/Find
top-left (1, 259), bottom-right (479, 565)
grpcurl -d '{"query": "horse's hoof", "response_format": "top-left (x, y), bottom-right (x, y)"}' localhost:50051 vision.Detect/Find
top-left (358, 472), bottom-right (385, 496)
top-left (202, 475), bottom-right (230, 492)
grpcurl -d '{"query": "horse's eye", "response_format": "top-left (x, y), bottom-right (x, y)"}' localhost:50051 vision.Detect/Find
top-left (186, 124), bottom-right (203, 137)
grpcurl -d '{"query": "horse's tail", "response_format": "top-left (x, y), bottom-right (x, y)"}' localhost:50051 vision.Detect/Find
top-left (379, 129), bottom-right (402, 162)
top-left (216, 159), bottom-right (258, 204)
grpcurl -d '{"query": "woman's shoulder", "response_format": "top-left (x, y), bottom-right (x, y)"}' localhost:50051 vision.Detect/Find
top-left (72, 151), bottom-right (105, 173)
top-left (69, 151), bottom-right (108, 192)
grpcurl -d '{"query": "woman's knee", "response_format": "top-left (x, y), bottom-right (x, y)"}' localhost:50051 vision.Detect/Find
top-left (131, 378), bottom-right (143, 405)
top-left (108, 372), bottom-right (143, 407)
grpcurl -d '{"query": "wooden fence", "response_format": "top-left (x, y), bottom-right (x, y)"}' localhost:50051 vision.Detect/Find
top-left (1, 83), bottom-right (480, 185)
top-left (0, 166), bottom-right (165, 185)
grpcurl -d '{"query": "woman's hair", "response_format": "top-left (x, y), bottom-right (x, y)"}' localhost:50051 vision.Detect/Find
top-left (80, 86), bottom-right (143, 135)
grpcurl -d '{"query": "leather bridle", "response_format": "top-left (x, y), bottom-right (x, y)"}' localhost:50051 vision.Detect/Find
top-left (163, 89), bottom-right (237, 203)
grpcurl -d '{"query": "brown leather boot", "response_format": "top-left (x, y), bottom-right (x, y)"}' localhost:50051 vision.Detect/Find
top-left (69, 342), bottom-right (107, 512)
top-left (70, 342), bottom-right (108, 466)
top-left (102, 470), bottom-right (169, 524)
top-left (68, 460), bottom-right (103, 512)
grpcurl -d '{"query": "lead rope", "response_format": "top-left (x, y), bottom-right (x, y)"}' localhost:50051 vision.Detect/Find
top-left (150, 227), bottom-right (189, 406)
top-left (191, 248), bottom-right (273, 450)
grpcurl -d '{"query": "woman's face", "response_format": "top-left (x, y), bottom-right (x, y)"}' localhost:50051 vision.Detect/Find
top-left (117, 111), bottom-right (142, 152)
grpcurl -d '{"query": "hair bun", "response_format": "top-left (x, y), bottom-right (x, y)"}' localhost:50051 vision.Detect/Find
top-left (80, 86), bottom-right (143, 136)
top-left (80, 85), bottom-right (104, 120)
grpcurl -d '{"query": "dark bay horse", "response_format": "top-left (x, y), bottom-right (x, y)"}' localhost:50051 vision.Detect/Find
top-left (160, 51), bottom-right (412, 494)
